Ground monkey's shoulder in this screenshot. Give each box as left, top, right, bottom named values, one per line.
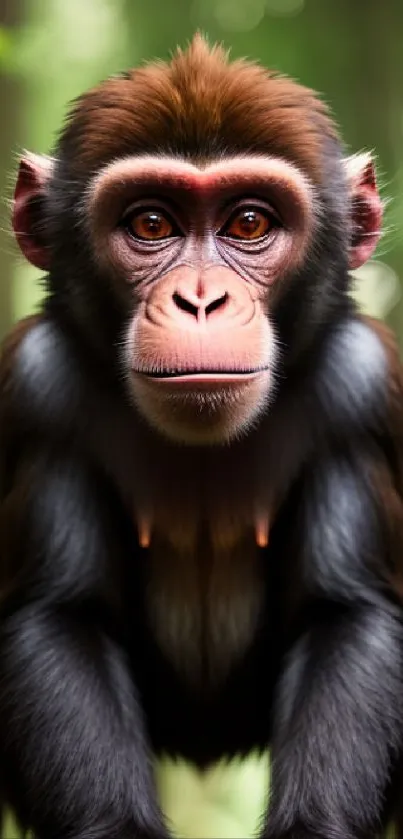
left=314, top=314, right=402, bottom=431
left=0, top=314, right=81, bottom=430
left=0, top=313, right=42, bottom=392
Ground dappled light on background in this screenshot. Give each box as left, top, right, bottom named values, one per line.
left=191, top=0, right=304, bottom=33
left=7, top=0, right=128, bottom=79
left=50, top=0, right=126, bottom=62
left=214, top=0, right=266, bottom=33
left=265, top=0, right=305, bottom=17
left=351, top=260, right=401, bottom=319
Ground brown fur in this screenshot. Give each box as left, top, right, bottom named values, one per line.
left=59, top=34, right=338, bottom=183
left=138, top=438, right=269, bottom=688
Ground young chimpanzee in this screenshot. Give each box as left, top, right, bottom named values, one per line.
left=1, top=34, right=403, bottom=839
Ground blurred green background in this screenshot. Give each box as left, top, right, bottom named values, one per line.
left=0, top=0, right=402, bottom=836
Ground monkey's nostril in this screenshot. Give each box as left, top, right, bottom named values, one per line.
left=205, top=292, right=229, bottom=317
left=172, top=291, right=229, bottom=320
left=173, top=292, right=199, bottom=318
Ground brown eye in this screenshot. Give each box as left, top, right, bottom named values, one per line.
left=126, top=210, right=175, bottom=241
left=221, top=208, right=274, bottom=241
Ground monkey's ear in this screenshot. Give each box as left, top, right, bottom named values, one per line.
left=344, top=152, right=383, bottom=270
left=13, top=153, right=54, bottom=270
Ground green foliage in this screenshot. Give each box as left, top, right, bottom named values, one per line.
left=0, top=26, right=13, bottom=68
left=156, top=751, right=269, bottom=838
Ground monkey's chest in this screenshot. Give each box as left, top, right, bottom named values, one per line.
left=144, top=530, right=265, bottom=689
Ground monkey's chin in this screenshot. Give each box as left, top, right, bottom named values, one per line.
left=129, top=370, right=271, bottom=446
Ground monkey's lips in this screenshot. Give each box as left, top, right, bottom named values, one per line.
left=130, top=366, right=272, bottom=443
left=133, top=368, right=269, bottom=388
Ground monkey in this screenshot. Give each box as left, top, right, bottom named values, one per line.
left=0, top=32, right=403, bottom=839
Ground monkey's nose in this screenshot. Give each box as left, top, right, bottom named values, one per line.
left=172, top=291, right=230, bottom=322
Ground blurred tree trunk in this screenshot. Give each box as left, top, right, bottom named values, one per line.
left=0, top=0, right=24, bottom=339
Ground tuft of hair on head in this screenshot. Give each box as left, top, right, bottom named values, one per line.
left=56, top=33, right=339, bottom=185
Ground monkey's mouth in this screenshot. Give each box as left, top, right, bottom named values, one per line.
left=133, top=367, right=269, bottom=386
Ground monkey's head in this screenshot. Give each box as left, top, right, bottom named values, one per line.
left=12, top=36, right=382, bottom=446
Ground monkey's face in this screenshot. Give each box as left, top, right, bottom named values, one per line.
left=12, top=39, right=383, bottom=446
left=87, top=155, right=315, bottom=445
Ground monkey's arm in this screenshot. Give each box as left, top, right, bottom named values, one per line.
left=0, top=449, right=168, bottom=839
left=265, top=446, right=403, bottom=839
